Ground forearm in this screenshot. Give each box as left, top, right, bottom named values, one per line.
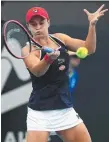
left=85, top=24, right=96, bottom=54
left=28, top=50, right=60, bottom=77
left=31, top=55, right=53, bottom=77
left=32, top=59, right=50, bottom=77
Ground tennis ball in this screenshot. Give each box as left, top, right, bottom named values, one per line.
left=76, top=47, right=88, bottom=59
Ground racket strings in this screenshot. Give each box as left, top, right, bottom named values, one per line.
left=5, top=22, right=31, bottom=58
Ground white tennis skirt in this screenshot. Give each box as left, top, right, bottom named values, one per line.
left=27, top=107, right=83, bottom=131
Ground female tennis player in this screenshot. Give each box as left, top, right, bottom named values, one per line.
left=22, top=5, right=108, bottom=142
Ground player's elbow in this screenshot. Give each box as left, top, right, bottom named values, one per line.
left=34, top=73, right=43, bottom=77
left=31, top=69, right=45, bottom=77
left=88, top=47, right=96, bottom=54
left=35, top=72, right=45, bottom=77
left=84, top=43, right=96, bottom=54
left=30, top=66, right=44, bottom=77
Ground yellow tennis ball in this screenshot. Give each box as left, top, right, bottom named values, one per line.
left=76, top=47, right=88, bottom=59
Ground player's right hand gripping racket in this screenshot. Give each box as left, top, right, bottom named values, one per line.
left=3, top=20, right=54, bottom=59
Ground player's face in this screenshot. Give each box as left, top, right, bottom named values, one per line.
left=28, top=16, right=50, bottom=39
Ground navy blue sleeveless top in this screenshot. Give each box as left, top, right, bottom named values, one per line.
left=28, top=35, right=73, bottom=110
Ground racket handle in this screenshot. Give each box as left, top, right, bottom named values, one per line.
left=43, top=47, right=54, bottom=53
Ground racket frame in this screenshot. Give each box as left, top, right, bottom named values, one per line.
left=3, top=20, right=42, bottom=59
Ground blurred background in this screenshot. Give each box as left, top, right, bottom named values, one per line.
left=1, top=1, right=109, bottom=142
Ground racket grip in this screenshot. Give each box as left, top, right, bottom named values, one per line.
left=43, top=47, right=54, bottom=53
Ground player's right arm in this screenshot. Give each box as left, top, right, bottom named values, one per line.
left=22, top=46, right=60, bottom=77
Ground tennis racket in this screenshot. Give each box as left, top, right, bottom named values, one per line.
left=3, top=20, right=54, bottom=59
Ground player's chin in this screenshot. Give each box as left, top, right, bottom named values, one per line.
left=34, top=34, right=44, bottom=38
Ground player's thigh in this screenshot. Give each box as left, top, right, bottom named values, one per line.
left=57, top=122, right=91, bottom=142
left=26, top=130, right=50, bottom=142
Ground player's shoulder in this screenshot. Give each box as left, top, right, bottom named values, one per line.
left=51, top=33, right=68, bottom=43
left=52, top=33, right=67, bottom=39
left=22, top=45, right=30, bottom=52
left=21, top=45, right=30, bottom=57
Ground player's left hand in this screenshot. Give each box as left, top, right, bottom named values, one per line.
left=84, top=4, right=108, bottom=25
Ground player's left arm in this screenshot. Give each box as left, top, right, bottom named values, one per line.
left=55, top=4, right=108, bottom=55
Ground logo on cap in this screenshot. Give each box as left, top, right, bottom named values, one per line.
left=33, top=9, right=37, bottom=13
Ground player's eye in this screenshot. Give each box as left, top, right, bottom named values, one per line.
left=40, top=22, right=44, bottom=25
